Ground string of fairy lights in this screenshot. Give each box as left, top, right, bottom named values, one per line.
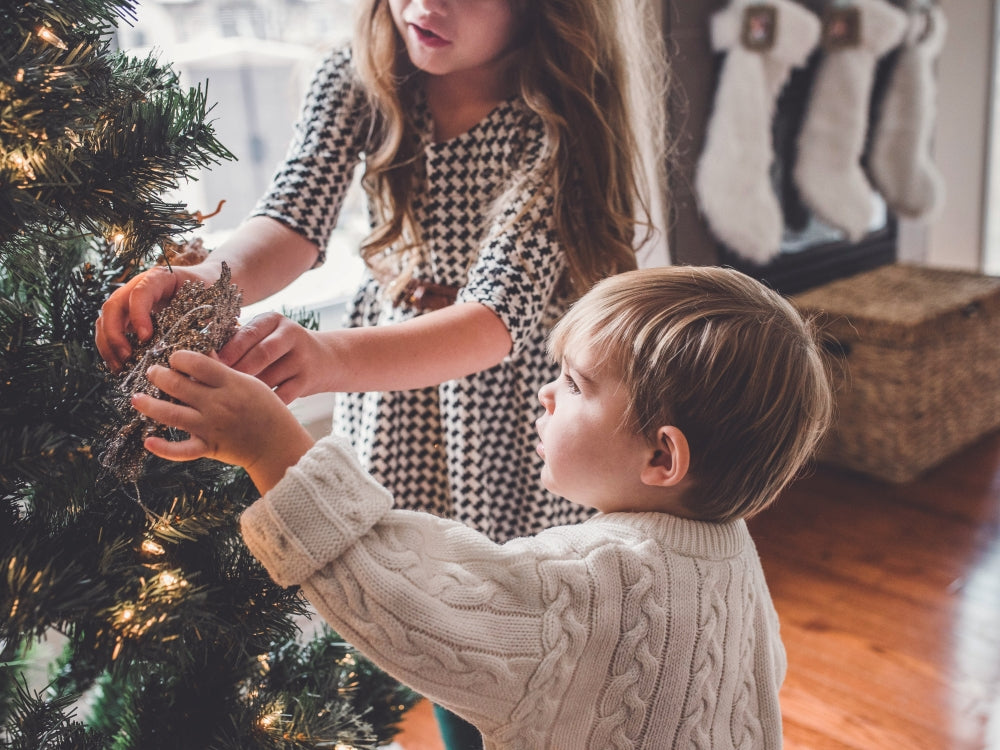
left=4, top=26, right=65, bottom=181
left=108, top=497, right=378, bottom=744
left=4, top=21, right=217, bottom=261
left=4, top=23, right=128, bottom=252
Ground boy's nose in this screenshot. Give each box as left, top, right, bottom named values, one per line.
left=538, top=380, right=555, bottom=414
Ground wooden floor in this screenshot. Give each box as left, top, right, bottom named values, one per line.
left=395, top=431, right=1000, bottom=750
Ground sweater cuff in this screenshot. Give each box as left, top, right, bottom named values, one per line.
left=240, top=435, right=394, bottom=587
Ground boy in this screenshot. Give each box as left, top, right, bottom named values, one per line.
left=133, top=265, right=833, bottom=749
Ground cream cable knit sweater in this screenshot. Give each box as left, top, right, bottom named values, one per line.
left=241, top=436, right=787, bottom=749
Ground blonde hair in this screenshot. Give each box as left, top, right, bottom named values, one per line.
left=549, top=266, right=834, bottom=523
left=351, top=0, right=670, bottom=296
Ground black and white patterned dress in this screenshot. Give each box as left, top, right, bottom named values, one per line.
left=254, top=46, right=592, bottom=542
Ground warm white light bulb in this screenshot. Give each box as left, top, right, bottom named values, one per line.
left=110, top=232, right=127, bottom=254
left=9, top=152, right=35, bottom=180
left=159, top=571, right=178, bottom=588
left=36, top=26, right=68, bottom=50
left=141, top=539, right=165, bottom=556
left=258, top=712, right=279, bottom=728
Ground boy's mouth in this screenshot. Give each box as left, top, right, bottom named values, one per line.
left=535, top=424, right=546, bottom=460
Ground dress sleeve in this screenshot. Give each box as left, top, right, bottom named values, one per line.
left=456, top=169, right=566, bottom=357
left=251, top=46, right=367, bottom=264
left=240, top=434, right=595, bottom=734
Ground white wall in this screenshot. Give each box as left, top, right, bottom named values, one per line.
left=904, top=0, right=995, bottom=272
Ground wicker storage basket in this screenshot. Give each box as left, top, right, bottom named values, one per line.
left=791, top=263, right=1000, bottom=482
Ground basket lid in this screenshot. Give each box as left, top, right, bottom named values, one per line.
left=791, top=263, right=1000, bottom=348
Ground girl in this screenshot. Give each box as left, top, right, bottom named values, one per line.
left=96, top=0, right=669, bottom=744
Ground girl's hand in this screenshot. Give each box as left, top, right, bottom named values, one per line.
left=218, top=312, right=332, bottom=404
left=95, top=264, right=221, bottom=373
left=131, top=350, right=314, bottom=493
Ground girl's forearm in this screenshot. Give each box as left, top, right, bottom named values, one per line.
left=317, top=302, right=512, bottom=392
left=207, top=216, right=320, bottom=306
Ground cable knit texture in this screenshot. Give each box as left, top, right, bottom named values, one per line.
left=240, top=436, right=787, bottom=749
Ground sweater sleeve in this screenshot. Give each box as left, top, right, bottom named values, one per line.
left=240, top=434, right=597, bottom=735
left=240, top=436, right=394, bottom=587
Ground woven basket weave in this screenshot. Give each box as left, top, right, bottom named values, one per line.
left=792, top=263, right=1000, bottom=482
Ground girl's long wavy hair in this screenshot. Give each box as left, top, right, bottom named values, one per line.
left=351, top=0, right=670, bottom=298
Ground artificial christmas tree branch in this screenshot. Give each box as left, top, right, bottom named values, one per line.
left=1, top=1, right=418, bottom=745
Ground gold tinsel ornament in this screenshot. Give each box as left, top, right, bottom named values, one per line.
left=101, top=262, right=242, bottom=483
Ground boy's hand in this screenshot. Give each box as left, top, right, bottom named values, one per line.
left=131, top=350, right=314, bottom=493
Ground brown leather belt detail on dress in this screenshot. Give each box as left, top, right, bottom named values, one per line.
left=397, top=278, right=459, bottom=311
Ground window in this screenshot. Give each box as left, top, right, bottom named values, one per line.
left=117, top=0, right=367, bottom=431
left=117, top=0, right=366, bottom=323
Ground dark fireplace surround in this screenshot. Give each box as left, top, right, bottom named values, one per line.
left=664, top=0, right=899, bottom=296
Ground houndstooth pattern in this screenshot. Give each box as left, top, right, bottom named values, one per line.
left=254, top=46, right=592, bottom=542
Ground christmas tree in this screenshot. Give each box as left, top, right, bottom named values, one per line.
left=0, top=2, right=417, bottom=747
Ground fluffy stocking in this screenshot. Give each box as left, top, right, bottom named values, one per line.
left=793, top=0, right=907, bottom=241
left=695, top=0, right=821, bottom=264
left=868, top=3, right=947, bottom=219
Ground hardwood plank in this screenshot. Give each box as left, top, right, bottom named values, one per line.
left=751, top=430, right=1000, bottom=750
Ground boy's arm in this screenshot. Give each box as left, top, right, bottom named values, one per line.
left=132, top=349, right=314, bottom=493
left=240, top=436, right=591, bottom=734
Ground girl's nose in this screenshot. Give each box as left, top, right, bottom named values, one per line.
left=414, top=0, right=447, bottom=12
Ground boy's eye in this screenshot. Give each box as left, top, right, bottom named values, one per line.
left=563, top=372, right=581, bottom=394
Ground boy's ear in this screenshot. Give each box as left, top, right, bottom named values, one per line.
left=640, top=426, right=690, bottom=487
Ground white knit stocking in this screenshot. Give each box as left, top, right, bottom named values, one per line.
left=695, top=0, right=820, bottom=264
left=793, top=0, right=907, bottom=241
left=868, top=3, right=947, bottom=219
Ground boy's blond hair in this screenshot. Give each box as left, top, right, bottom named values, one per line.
left=549, top=266, right=833, bottom=523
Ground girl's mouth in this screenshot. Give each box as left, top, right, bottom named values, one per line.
left=410, top=23, right=450, bottom=47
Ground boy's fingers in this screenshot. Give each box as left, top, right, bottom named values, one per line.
left=143, top=365, right=206, bottom=406
left=144, top=353, right=231, bottom=405
left=167, top=350, right=230, bottom=386
left=143, top=434, right=209, bottom=462
left=131, top=392, right=199, bottom=433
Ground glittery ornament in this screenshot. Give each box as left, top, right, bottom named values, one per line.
left=101, top=262, right=242, bottom=482
left=157, top=237, right=210, bottom=267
